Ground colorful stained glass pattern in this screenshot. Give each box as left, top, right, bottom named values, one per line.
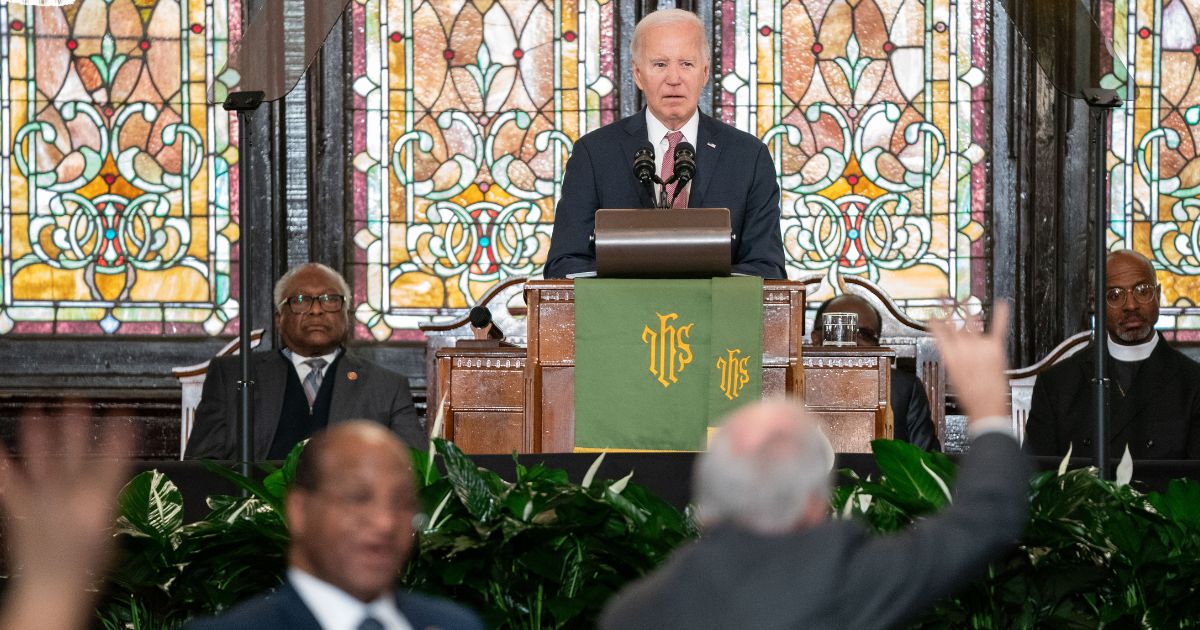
left=1105, top=0, right=1200, bottom=337
left=350, top=0, right=617, bottom=340
left=0, top=0, right=238, bottom=336
left=717, top=0, right=991, bottom=315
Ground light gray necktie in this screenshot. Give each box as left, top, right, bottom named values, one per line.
left=302, top=357, right=328, bottom=407
left=357, top=616, right=384, bottom=630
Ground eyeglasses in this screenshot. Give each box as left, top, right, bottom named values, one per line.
left=279, top=294, right=346, bottom=314
left=1104, top=282, right=1157, bottom=307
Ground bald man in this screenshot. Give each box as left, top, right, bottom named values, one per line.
left=811, top=294, right=940, bottom=451
left=601, top=306, right=1029, bottom=629
left=185, top=422, right=482, bottom=630
left=1025, top=249, right=1200, bottom=459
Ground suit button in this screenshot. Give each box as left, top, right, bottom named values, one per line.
left=1082, top=438, right=1093, bottom=447
left=1146, top=440, right=1154, bottom=449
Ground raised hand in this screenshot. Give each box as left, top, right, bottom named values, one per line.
left=927, top=303, right=1012, bottom=422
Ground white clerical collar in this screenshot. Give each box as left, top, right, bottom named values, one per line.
left=645, top=108, right=700, bottom=147
left=1107, top=332, right=1158, bottom=362
left=288, top=568, right=413, bottom=630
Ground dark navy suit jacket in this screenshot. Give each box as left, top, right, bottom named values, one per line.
left=545, top=111, right=786, bottom=279
left=182, top=581, right=484, bottom=630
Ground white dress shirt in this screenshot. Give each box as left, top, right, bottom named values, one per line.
left=284, top=347, right=342, bottom=384
left=645, top=109, right=700, bottom=205
left=289, top=568, right=414, bottom=630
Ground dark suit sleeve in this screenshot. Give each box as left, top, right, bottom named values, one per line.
left=1023, top=375, right=1059, bottom=456
left=730, top=142, right=785, bottom=278
left=545, top=138, right=599, bottom=278
left=185, top=357, right=233, bottom=460
left=386, top=374, right=426, bottom=450
left=840, top=433, right=1030, bottom=628
left=905, top=375, right=941, bottom=452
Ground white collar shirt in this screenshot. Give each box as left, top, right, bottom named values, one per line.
left=1108, top=331, right=1159, bottom=363
left=284, top=347, right=342, bottom=383
left=288, top=568, right=414, bottom=630
left=645, top=109, right=701, bottom=205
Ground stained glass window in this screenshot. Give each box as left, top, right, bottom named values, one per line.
left=349, top=0, right=617, bottom=340
left=1105, top=0, right=1200, bottom=339
left=716, top=0, right=990, bottom=317
left=0, top=0, right=238, bottom=336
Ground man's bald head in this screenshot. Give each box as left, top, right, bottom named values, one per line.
left=811, top=294, right=882, bottom=346
left=288, top=422, right=417, bottom=602
left=1105, top=249, right=1160, bottom=345
left=694, top=400, right=833, bottom=535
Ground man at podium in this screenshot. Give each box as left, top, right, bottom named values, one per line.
left=544, top=9, right=786, bottom=279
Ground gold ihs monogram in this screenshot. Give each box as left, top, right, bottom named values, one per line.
left=716, top=348, right=750, bottom=400
left=641, top=312, right=694, bottom=388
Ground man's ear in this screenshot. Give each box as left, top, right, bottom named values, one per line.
left=632, top=63, right=645, bottom=92
left=285, top=490, right=307, bottom=535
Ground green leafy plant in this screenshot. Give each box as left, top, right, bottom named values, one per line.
left=404, top=442, right=695, bottom=630
left=833, top=440, right=1200, bottom=629
left=96, top=446, right=300, bottom=629
left=93, top=440, right=692, bottom=629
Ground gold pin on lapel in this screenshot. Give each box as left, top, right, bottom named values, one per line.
left=347, top=371, right=358, bottom=381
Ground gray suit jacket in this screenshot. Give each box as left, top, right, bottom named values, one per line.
left=185, top=349, right=423, bottom=460
left=599, top=433, right=1029, bottom=630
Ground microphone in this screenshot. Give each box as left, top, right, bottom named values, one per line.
left=667, top=141, right=697, bottom=207
left=633, top=143, right=657, bottom=185
left=469, top=306, right=505, bottom=341
left=673, top=141, right=696, bottom=187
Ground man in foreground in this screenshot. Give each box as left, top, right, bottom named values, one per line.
left=186, top=263, right=423, bottom=461
left=811, top=293, right=941, bottom=451
left=600, top=305, right=1029, bottom=629
left=544, top=8, right=785, bottom=278
left=185, top=421, right=482, bottom=630
left=1025, top=249, right=1200, bottom=458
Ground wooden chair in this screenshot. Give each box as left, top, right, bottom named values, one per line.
left=171, top=329, right=264, bottom=459
left=1005, top=330, right=1092, bottom=445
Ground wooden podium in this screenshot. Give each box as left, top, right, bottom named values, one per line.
left=434, top=279, right=893, bottom=453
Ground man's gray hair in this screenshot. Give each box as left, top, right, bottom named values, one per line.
left=632, top=8, right=710, bottom=65
left=693, top=401, right=834, bottom=534
left=273, top=262, right=352, bottom=313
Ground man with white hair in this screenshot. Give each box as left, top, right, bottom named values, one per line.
left=186, top=263, right=423, bottom=461
left=545, top=8, right=785, bottom=278
left=600, top=306, right=1030, bottom=629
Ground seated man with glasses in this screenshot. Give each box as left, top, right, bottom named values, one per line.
left=1025, top=249, right=1200, bottom=459
left=186, top=263, right=424, bottom=461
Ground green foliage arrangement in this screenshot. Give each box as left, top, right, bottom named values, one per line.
left=94, top=439, right=693, bottom=629
left=834, top=440, right=1200, bottom=629
left=92, top=437, right=1200, bottom=629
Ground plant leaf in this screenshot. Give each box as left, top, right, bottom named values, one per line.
left=581, top=451, right=606, bottom=489
left=115, top=470, right=184, bottom=542
left=435, top=439, right=499, bottom=523
left=1058, top=442, right=1074, bottom=476
left=1115, top=444, right=1133, bottom=487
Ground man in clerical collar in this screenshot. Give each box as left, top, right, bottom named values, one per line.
left=185, top=422, right=483, bottom=630
left=1025, top=249, right=1200, bottom=459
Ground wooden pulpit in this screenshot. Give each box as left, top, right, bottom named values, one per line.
left=434, top=279, right=893, bottom=454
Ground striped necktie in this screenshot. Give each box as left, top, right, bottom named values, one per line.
left=302, top=357, right=328, bottom=407
left=659, top=130, right=688, bottom=208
